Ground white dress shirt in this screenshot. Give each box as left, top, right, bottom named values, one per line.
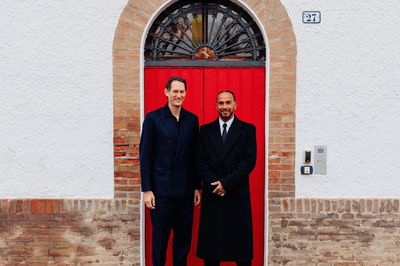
left=219, top=116, right=235, bottom=135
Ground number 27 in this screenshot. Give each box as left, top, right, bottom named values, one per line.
left=303, top=11, right=320, bottom=23
left=306, top=14, right=317, bottom=22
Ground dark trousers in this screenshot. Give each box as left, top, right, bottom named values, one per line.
left=150, top=197, right=194, bottom=266
left=204, top=260, right=252, bottom=266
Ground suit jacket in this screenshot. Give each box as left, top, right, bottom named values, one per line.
left=139, top=104, right=200, bottom=198
left=197, top=117, right=256, bottom=261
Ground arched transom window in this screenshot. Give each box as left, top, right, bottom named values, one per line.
left=145, top=0, right=266, bottom=65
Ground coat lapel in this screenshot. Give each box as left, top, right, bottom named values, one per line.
left=159, top=105, right=178, bottom=143
left=208, top=119, right=223, bottom=157
left=174, top=108, right=190, bottom=163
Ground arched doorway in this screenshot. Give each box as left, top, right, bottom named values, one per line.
left=143, top=1, right=266, bottom=265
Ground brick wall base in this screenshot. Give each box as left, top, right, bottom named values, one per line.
left=3, top=198, right=400, bottom=265
left=270, top=198, right=400, bottom=265
left=0, top=199, right=140, bottom=265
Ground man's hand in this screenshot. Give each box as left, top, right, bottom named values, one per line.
left=194, top=189, right=201, bottom=205
left=143, top=191, right=156, bottom=209
left=211, top=181, right=226, bottom=197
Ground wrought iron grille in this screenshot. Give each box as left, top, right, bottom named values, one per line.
left=144, top=0, right=266, bottom=63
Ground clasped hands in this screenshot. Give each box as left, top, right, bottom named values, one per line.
left=211, top=181, right=226, bottom=197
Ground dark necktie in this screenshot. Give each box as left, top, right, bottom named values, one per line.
left=222, top=123, right=227, bottom=143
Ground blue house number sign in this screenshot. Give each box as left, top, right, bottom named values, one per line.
left=303, top=11, right=321, bottom=24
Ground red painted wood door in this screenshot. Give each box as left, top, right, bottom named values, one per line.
left=144, top=67, right=265, bottom=266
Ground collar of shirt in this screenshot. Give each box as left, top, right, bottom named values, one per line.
left=219, top=116, right=234, bottom=135
left=164, top=104, right=186, bottom=121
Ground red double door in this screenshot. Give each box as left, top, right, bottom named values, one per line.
left=144, top=67, right=265, bottom=266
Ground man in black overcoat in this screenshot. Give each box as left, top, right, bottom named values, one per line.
left=140, top=76, right=201, bottom=266
left=196, top=91, right=257, bottom=266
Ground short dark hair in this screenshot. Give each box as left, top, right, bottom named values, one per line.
left=216, top=90, right=236, bottom=101
left=165, top=76, right=186, bottom=91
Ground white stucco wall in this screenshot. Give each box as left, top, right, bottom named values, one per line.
left=1, top=0, right=400, bottom=199
left=0, top=0, right=128, bottom=198
left=281, top=0, right=400, bottom=197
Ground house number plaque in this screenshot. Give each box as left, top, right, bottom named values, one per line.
left=303, top=11, right=321, bottom=24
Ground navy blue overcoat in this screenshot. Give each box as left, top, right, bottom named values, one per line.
left=139, top=104, right=200, bottom=198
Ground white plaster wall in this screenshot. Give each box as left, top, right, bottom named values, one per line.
left=281, top=0, right=400, bottom=197
left=0, top=0, right=128, bottom=198
left=1, top=0, right=399, bottom=199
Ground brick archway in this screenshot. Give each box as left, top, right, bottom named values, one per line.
left=113, top=0, right=297, bottom=199
left=112, top=0, right=296, bottom=264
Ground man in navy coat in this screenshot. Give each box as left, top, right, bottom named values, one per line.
left=140, top=76, right=201, bottom=266
left=197, top=91, right=256, bottom=266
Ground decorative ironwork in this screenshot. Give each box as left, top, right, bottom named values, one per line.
left=144, top=0, right=266, bottom=63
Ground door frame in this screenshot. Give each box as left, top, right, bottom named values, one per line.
left=138, top=1, right=270, bottom=265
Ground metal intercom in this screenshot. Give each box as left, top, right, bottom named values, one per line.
left=314, top=145, right=327, bottom=175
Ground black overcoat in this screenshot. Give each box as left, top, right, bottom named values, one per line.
left=196, top=117, right=257, bottom=261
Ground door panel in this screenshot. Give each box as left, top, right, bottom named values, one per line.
left=144, top=67, right=265, bottom=266
left=203, top=67, right=265, bottom=266
left=144, top=67, right=204, bottom=266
